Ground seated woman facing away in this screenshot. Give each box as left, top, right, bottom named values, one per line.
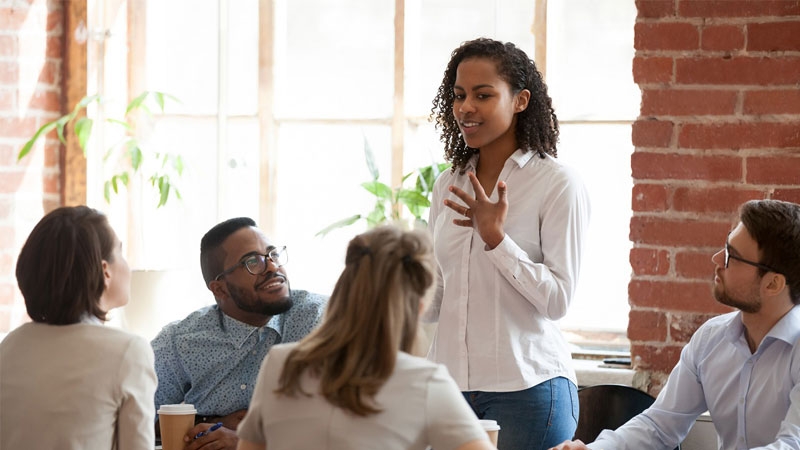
left=236, top=225, right=495, bottom=450
left=0, top=206, right=157, bottom=450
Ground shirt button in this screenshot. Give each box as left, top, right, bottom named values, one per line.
left=240, top=384, right=247, bottom=390
left=252, top=351, right=257, bottom=355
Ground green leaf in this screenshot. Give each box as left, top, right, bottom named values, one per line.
left=173, top=155, right=185, bottom=175
left=111, top=175, right=119, bottom=194
left=366, top=204, right=387, bottom=227
left=127, top=141, right=143, bottom=170
left=154, top=92, right=166, bottom=111
left=397, top=189, right=430, bottom=207
left=361, top=181, right=392, bottom=200
left=106, top=118, right=132, bottom=131
left=125, top=91, right=149, bottom=115
left=416, top=162, right=450, bottom=194
left=104, top=180, right=111, bottom=203
left=119, top=172, right=129, bottom=186
left=17, top=120, right=59, bottom=161
left=363, top=136, right=379, bottom=181
left=158, top=178, right=170, bottom=207
left=74, top=117, right=93, bottom=151
left=315, top=214, right=362, bottom=237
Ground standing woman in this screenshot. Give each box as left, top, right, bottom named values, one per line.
left=0, top=206, right=157, bottom=450
left=425, top=38, right=591, bottom=450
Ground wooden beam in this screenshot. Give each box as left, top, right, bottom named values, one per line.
left=62, top=0, right=88, bottom=206
left=391, top=0, right=405, bottom=218
left=532, top=0, right=547, bottom=79
left=258, top=0, right=277, bottom=235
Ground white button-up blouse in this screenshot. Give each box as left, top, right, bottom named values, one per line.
left=423, top=150, right=591, bottom=392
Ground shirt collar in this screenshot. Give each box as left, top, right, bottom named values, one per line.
left=464, top=149, right=532, bottom=172
left=766, top=305, right=800, bottom=345
left=80, top=313, right=103, bottom=325
left=724, top=305, right=800, bottom=348
left=217, top=307, right=277, bottom=349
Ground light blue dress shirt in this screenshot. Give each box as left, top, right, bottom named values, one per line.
left=152, top=290, right=326, bottom=418
left=589, top=306, right=800, bottom=450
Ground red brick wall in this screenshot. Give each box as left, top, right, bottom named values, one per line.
left=0, top=0, right=63, bottom=334
left=630, top=0, right=800, bottom=394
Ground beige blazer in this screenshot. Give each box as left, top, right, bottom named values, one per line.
left=1, top=322, right=157, bottom=450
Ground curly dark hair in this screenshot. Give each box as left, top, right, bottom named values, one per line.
left=430, top=37, right=559, bottom=171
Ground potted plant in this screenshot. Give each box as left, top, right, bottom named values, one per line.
left=316, top=136, right=450, bottom=237
left=17, top=91, right=185, bottom=207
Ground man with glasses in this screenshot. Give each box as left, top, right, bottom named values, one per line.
left=550, top=199, right=800, bottom=450
left=152, top=217, right=327, bottom=450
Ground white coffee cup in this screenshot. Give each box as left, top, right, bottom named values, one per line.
left=158, top=404, right=197, bottom=450
left=479, top=419, right=501, bottom=446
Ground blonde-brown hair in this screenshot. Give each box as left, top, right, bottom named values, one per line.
left=276, top=225, right=434, bottom=416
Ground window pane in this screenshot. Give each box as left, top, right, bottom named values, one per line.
left=227, top=0, right=259, bottom=115
left=146, top=0, right=219, bottom=115
left=546, top=0, right=639, bottom=121
left=274, top=123, right=392, bottom=294
left=274, top=0, right=394, bottom=119
left=405, top=0, right=537, bottom=117
left=557, top=123, right=633, bottom=332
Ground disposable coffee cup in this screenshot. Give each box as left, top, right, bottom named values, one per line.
left=158, top=404, right=197, bottom=450
left=479, top=419, right=500, bottom=446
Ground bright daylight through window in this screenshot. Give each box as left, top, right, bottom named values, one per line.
left=88, top=0, right=637, bottom=351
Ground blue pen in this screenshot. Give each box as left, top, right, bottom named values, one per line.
left=194, top=422, right=223, bottom=439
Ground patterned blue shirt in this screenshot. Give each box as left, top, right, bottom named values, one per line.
left=151, top=290, right=327, bottom=418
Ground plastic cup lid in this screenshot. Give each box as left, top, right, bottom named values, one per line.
left=157, top=404, right=197, bottom=415
left=479, top=419, right=500, bottom=431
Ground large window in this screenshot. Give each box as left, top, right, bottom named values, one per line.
left=86, top=0, right=637, bottom=346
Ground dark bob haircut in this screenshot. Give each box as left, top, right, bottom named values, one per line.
left=16, top=205, right=115, bottom=324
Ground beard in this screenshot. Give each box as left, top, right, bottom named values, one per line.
left=226, top=278, right=293, bottom=316
left=713, top=283, right=761, bottom=314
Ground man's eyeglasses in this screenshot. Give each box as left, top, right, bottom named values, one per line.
left=214, top=246, right=288, bottom=281
left=724, top=243, right=779, bottom=274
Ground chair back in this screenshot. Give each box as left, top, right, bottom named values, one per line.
left=575, top=384, right=680, bottom=450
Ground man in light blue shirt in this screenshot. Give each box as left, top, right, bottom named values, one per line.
left=152, top=217, right=327, bottom=450
left=551, top=199, right=800, bottom=450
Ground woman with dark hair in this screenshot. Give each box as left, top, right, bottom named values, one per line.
left=236, top=226, right=495, bottom=450
left=425, top=38, right=591, bottom=450
left=0, top=206, right=157, bottom=449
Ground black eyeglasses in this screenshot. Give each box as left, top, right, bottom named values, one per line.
left=724, top=243, right=779, bottom=274
left=214, top=246, right=288, bottom=281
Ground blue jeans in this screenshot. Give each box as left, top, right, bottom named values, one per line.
left=463, top=377, right=579, bottom=450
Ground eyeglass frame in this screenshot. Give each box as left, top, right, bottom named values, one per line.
left=214, top=246, right=288, bottom=281
left=724, top=242, right=781, bottom=275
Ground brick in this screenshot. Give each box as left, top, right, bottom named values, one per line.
left=633, top=56, right=673, bottom=84
left=46, top=6, right=63, bottom=32
left=631, top=152, right=742, bottom=182
left=630, top=216, right=733, bottom=247
left=632, top=120, right=674, bottom=147
left=630, top=247, right=671, bottom=276
left=0, top=226, right=13, bottom=248
left=29, top=90, right=60, bottom=111
left=669, top=312, right=719, bottom=343
left=636, top=0, right=675, bottom=18
left=630, top=343, right=683, bottom=374
left=640, top=89, right=737, bottom=116
left=0, top=197, right=13, bottom=220
left=628, top=309, right=668, bottom=341
left=0, top=61, right=18, bottom=84
left=632, top=183, right=670, bottom=212
left=676, top=57, right=800, bottom=85
left=0, top=35, right=17, bottom=57
left=672, top=186, right=766, bottom=213
left=679, top=121, right=800, bottom=150
left=629, top=279, right=731, bottom=313
left=676, top=250, right=718, bottom=279
left=635, top=22, right=699, bottom=51
left=680, top=0, right=800, bottom=17
left=0, top=88, right=14, bottom=110
left=748, top=21, right=800, bottom=52
left=746, top=156, right=800, bottom=185
left=0, top=309, right=10, bottom=335
left=0, top=117, right=40, bottom=139
left=773, top=189, right=800, bottom=204
left=701, top=24, right=745, bottom=52
left=744, top=89, right=800, bottom=115
left=46, top=36, right=63, bottom=58
left=0, top=254, right=13, bottom=279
